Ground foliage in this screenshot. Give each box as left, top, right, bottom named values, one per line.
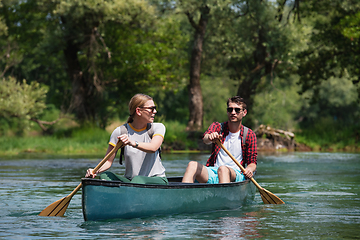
left=0, top=77, right=48, bottom=133
left=295, top=117, right=359, bottom=152
left=154, top=87, right=189, bottom=123
left=338, top=11, right=360, bottom=39
left=163, top=120, right=197, bottom=150
left=296, top=0, right=360, bottom=100
left=0, top=0, right=359, bottom=151
left=0, top=0, right=189, bottom=127
left=252, top=75, right=302, bottom=130
left=99, top=15, right=189, bottom=121
left=201, top=75, right=236, bottom=127
left=297, top=72, right=359, bottom=127
left=201, top=0, right=309, bottom=128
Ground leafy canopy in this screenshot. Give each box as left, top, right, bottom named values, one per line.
left=0, top=77, right=48, bottom=122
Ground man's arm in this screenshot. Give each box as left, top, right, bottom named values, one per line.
left=243, top=163, right=256, bottom=179
left=203, top=132, right=221, bottom=145
left=244, top=129, right=257, bottom=179
left=203, top=122, right=222, bottom=145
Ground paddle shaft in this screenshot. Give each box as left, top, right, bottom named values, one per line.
left=39, top=140, right=124, bottom=216
left=93, top=140, right=124, bottom=174
left=215, top=139, right=263, bottom=190
left=68, top=140, right=124, bottom=197
left=68, top=141, right=123, bottom=197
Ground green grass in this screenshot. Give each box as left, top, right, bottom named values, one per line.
left=0, top=121, right=203, bottom=157
left=0, top=135, right=108, bottom=156
left=0, top=126, right=112, bottom=156
left=163, top=120, right=199, bottom=150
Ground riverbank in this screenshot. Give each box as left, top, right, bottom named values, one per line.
left=0, top=134, right=358, bottom=158
left=0, top=120, right=358, bottom=157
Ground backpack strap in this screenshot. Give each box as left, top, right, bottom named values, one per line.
left=119, top=124, right=128, bottom=165
left=242, top=126, right=248, bottom=148
left=220, top=122, right=224, bottom=135
left=146, top=123, right=154, bottom=137
left=119, top=123, right=160, bottom=165
left=220, top=122, right=248, bottom=148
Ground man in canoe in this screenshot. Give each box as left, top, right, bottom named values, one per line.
left=85, top=93, right=168, bottom=185
left=182, top=96, right=257, bottom=184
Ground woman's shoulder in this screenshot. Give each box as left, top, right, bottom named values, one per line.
left=152, top=122, right=166, bottom=135
left=152, top=122, right=165, bottom=128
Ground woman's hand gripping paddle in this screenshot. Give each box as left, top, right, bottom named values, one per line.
left=215, top=139, right=284, bottom=204
left=39, top=140, right=124, bottom=217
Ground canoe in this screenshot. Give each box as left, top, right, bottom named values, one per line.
left=81, top=176, right=256, bottom=221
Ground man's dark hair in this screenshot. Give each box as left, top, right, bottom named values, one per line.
left=227, top=96, right=247, bottom=110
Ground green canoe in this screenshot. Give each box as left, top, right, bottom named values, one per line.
left=82, top=177, right=256, bottom=221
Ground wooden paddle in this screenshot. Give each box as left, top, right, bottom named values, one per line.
left=39, top=140, right=124, bottom=217
left=215, top=139, right=284, bottom=204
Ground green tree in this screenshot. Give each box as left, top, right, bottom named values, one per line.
left=295, top=0, right=360, bottom=101
left=0, top=77, right=48, bottom=133
left=206, top=0, right=306, bottom=126
left=1, top=0, right=188, bottom=127
left=156, top=0, right=245, bottom=131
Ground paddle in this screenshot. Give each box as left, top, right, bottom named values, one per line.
left=39, top=140, right=124, bottom=217
left=215, top=139, right=284, bottom=204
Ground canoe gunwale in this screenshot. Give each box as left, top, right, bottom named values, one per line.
left=81, top=176, right=252, bottom=189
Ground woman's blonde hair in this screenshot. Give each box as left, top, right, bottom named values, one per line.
left=127, top=93, right=153, bottom=123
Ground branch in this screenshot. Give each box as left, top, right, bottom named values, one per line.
left=251, top=63, right=265, bottom=73
left=93, top=27, right=112, bottom=63
left=185, top=11, right=199, bottom=31
left=275, top=0, right=287, bottom=22
left=30, top=116, right=64, bottom=132
left=287, top=0, right=301, bottom=23
left=235, top=1, right=250, bottom=18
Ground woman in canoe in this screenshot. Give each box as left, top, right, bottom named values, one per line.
left=85, top=93, right=167, bottom=185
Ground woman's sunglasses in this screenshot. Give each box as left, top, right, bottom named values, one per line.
left=227, top=107, right=243, bottom=113
left=139, top=106, right=157, bottom=113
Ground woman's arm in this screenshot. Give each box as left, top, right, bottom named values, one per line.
left=118, top=134, right=163, bottom=153
left=85, top=144, right=116, bottom=178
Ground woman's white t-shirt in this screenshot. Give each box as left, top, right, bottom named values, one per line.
left=109, top=123, right=166, bottom=179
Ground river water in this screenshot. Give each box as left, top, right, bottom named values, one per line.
left=1, top=152, right=359, bottom=239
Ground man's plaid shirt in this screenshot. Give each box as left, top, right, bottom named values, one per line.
left=204, top=121, right=257, bottom=167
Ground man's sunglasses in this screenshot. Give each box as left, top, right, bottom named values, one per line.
left=227, top=107, right=243, bottom=113
left=139, top=106, right=157, bottom=113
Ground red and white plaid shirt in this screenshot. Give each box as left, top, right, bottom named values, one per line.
left=204, top=121, right=257, bottom=167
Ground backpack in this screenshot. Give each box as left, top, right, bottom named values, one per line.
left=220, top=122, right=248, bottom=148
left=118, top=123, right=161, bottom=164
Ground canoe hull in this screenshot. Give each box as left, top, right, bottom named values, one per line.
left=82, top=177, right=256, bottom=221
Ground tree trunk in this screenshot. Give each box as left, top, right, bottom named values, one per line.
left=236, top=27, right=274, bottom=125
left=61, top=16, right=97, bottom=123
left=186, top=6, right=210, bottom=131
left=63, top=40, right=93, bottom=122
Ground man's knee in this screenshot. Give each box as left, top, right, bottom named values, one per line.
left=218, top=165, right=230, bottom=175
left=187, top=161, right=198, bottom=167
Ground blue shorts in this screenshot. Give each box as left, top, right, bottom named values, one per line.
left=206, top=167, right=245, bottom=184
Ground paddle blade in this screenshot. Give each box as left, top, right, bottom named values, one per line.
left=258, top=187, right=284, bottom=204
left=38, top=196, right=71, bottom=217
